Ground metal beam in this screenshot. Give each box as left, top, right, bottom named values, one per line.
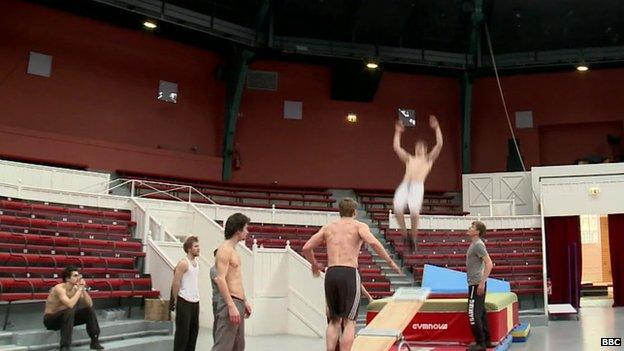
left=222, top=49, right=253, bottom=181
left=461, top=0, right=484, bottom=174
left=89, top=0, right=624, bottom=72
left=254, top=0, right=272, bottom=47
left=273, top=36, right=470, bottom=69
left=460, top=72, right=473, bottom=174
left=91, top=0, right=256, bottom=46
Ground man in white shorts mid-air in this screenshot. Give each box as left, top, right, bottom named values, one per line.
left=393, top=115, right=443, bottom=253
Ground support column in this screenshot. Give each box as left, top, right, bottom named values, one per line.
left=461, top=0, right=484, bottom=174
left=222, top=49, right=253, bottom=181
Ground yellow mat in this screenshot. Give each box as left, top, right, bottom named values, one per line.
left=352, top=288, right=429, bottom=351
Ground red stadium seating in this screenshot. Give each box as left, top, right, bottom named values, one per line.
left=0, top=198, right=158, bottom=309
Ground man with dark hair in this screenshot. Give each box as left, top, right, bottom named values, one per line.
left=171, top=236, right=201, bottom=351
left=466, top=221, right=494, bottom=351
left=393, top=115, right=443, bottom=253
left=43, top=266, right=104, bottom=351
left=302, top=198, right=402, bottom=351
left=212, top=213, right=252, bottom=351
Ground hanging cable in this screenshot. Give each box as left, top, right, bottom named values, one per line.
left=483, top=21, right=541, bottom=205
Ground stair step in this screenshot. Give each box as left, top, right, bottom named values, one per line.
left=72, top=335, right=173, bottom=351
left=12, top=320, right=172, bottom=348
left=0, top=332, right=14, bottom=346
left=391, top=281, right=414, bottom=287
left=1, top=345, right=27, bottom=351
left=27, top=330, right=172, bottom=351
left=386, top=273, right=412, bottom=279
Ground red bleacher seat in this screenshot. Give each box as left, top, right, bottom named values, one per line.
left=119, top=171, right=337, bottom=211
left=0, top=198, right=158, bottom=305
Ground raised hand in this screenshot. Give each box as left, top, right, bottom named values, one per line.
left=395, top=120, right=405, bottom=133
left=429, top=115, right=439, bottom=129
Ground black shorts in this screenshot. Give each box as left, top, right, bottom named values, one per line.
left=325, top=266, right=361, bottom=321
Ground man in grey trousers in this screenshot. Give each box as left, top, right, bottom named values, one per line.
left=212, top=213, right=252, bottom=351
left=210, top=249, right=221, bottom=342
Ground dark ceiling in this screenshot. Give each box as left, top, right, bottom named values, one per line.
left=162, top=0, right=624, bottom=53
left=25, top=0, right=624, bottom=72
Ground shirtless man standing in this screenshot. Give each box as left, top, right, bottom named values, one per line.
left=212, top=213, right=252, bottom=351
left=393, top=115, right=443, bottom=253
left=43, top=266, right=104, bottom=351
left=302, top=198, right=402, bottom=351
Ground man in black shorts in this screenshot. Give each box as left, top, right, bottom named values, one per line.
left=302, top=198, right=402, bottom=351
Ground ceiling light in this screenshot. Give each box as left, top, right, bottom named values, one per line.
left=143, top=21, right=157, bottom=29
left=347, top=113, right=358, bottom=123
left=576, top=64, right=589, bottom=72
left=366, top=62, right=379, bottom=69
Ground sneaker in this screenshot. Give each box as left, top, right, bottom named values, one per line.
left=90, top=339, right=105, bottom=350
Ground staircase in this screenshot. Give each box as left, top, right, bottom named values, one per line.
left=0, top=319, right=173, bottom=351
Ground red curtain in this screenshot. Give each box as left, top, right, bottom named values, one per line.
left=608, top=214, right=624, bottom=307
left=545, top=216, right=582, bottom=309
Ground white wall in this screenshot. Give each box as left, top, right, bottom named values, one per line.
left=134, top=197, right=339, bottom=227
left=0, top=181, right=131, bottom=210
left=462, top=171, right=533, bottom=215
left=144, top=239, right=176, bottom=300
left=0, top=159, right=110, bottom=193
left=389, top=214, right=541, bottom=230
left=196, top=203, right=339, bottom=227
left=286, top=250, right=327, bottom=337
left=541, top=174, right=624, bottom=216
left=532, top=163, right=624, bottom=216
left=150, top=208, right=195, bottom=237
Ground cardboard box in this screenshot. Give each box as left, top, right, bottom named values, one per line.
left=145, top=298, right=171, bottom=321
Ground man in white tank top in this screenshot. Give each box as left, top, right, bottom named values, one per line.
left=171, top=236, right=201, bottom=351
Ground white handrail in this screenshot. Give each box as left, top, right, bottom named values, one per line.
left=81, top=177, right=132, bottom=193
left=131, top=198, right=179, bottom=243
left=124, top=179, right=218, bottom=205
left=147, top=237, right=176, bottom=269
left=190, top=202, right=252, bottom=255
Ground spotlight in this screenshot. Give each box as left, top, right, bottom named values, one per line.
left=143, top=21, right=157, bottom=29
left=365, top=61, right=379, bottom=69
left=347, top=113, right=358, bottom=123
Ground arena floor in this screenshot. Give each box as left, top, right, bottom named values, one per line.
left=195, top=303, right=622, bottom=350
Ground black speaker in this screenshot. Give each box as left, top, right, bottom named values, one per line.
left=330, top=62, right=383, bottom=102
left=506, top=138, right=524, bottom=171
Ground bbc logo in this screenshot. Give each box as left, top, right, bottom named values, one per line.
left=601, top=338, right=622, bottom=346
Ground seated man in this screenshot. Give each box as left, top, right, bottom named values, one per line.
left=43, top=265, right=104, bottom=351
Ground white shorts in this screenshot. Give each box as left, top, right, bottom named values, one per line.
left=393, top=181, right=424, bottom=214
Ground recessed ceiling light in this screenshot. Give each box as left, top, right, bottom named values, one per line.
left=347, top=113, right=358, bottom=123
left=143, top=21, right=157, bottom=29
left=366, top=62, right=379, bottom=69
left=576, top=64, right=589, bottom=72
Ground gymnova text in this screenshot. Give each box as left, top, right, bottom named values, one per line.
left=411, top=323, right=449, bottom=330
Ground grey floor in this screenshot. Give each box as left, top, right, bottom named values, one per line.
left=197, top=303, right=623, bottom=351
left=509, top=303, right=623, bottom=351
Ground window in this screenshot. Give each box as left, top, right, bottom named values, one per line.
left=580, top=215, right=600, bottom=244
